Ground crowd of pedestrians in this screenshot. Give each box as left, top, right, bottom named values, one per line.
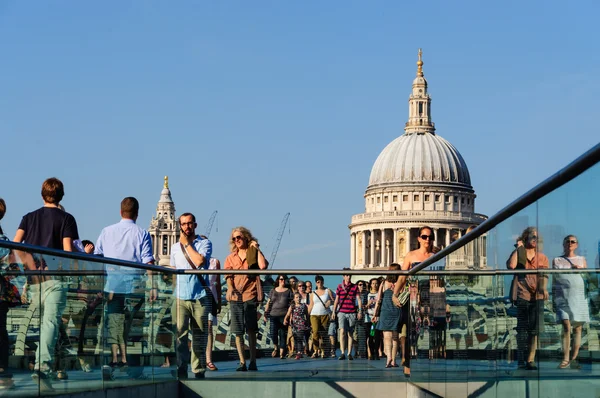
left=0, top=178, right=596, bottom=390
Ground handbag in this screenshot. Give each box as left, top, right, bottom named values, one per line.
left=179, top=243, right=217, bottom=311
left=397, top=283, right=410, bottom=306
left=246, top=245, right=264, bottom=302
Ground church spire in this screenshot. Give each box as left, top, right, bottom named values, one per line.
left=405, top=49, right=435, bottom=135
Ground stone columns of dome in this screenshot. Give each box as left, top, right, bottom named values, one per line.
left=393, top=229, right=398, bottom=264
left=445, top=229, right=451, bottom=248
left=433, top=228, right=439, bottom=249
left=370, top=230, right=375, bottom=268
left=380, top=229, right=385, bottom=267
left=350, top=233, right=356, bottom=268
left=361, top=232, right=367, bottom=267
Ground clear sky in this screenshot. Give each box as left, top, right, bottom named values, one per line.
left=1, top=1, right=598, bottom=270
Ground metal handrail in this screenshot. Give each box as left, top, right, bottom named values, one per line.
left=408, top=142, right=600, bottom=275
left=1, top=143, right=598, bottom=277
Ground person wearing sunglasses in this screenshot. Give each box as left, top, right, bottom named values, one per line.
left=264, top=275, right=292, bottom=359
left=393, top=226, right=436, bottom=378
left=307, top=275, right=334, bottom=359
left=507, top=226, right=549, bottom=371
left=552, top=234, right=589, bottom=370
left=224, top=227, right=268, bottom=371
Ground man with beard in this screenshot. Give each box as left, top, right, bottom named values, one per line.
left=170, top=213, right=212, bottom=379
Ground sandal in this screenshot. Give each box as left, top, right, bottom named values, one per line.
left=207, top=362, right=218, bottom=371
left=558, top=360, right=570, bottom=369
left=311, top=352, right=319, bottom=359
left=271, top=350, right=278, bottom=358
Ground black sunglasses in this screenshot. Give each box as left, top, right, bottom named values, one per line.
left=420, top=234, right=434, bottom=240
left=278, top=278, right=285, bottom=281
left=565, top=239, right=577, bottom=244
left=529, top=236, right=538, bottom=241
left=232, top=235, right=244, bottom=242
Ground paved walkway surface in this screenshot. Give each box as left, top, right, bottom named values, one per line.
left=1, top=356, right=599, bottom=397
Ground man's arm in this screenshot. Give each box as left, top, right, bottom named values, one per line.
left=332, top=292, right=339, bottom=319
left=188, top=238, right=211, bottom=267
left=62, top=238, right=73, bottom=252
left=215, top=259, right=222, bottom=313
left=13, top=229, right=24, bottom=243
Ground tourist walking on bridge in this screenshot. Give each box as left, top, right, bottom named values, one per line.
left=552, top=234, right=589, bottom=370
left=332, top=269, right=363, bottom=360
left=507, top=227, right=548, bottom=370
left=170, top=213, right=212, bottom=379
left=224, top=227, right=268, bottom=371
left=14, top=178, right=79, bottom=390
left=395, top=226, right=436, bottom=378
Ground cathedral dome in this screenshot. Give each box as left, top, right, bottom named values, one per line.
left=368, top=132, right=471, bottom=188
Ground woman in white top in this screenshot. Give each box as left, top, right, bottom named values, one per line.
left=552, top=234, right=590, bottom=369
left=307, top=275, right=333, bottom=358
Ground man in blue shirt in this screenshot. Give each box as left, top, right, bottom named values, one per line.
left=170, top=212, right=212, bottom=379
left=95, top=197, right=155, bottom=372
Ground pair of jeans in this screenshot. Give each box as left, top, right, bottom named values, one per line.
left=29, top=280, right=67, bottom=372
left=269, top=315, right=286, bottom=347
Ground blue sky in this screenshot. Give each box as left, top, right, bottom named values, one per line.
left=1, top=1, right=598, bottom=269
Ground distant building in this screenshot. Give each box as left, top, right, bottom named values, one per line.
left=349, top=50, right=487, bottom=270
left=148, top=176, right=179, bottom=266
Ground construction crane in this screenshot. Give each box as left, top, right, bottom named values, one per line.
left=204, top=210, right=218, bottom=238
left=269, top=212, right=290, bottom=269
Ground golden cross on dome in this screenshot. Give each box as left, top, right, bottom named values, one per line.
left=417, top=48, right=424, bottom=77
left=164, top=176, right=169, bottom=189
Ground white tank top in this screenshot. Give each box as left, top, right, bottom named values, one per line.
left=310, top=290, right=330, bottom=316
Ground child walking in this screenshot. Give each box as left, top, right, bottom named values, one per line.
left=285, top=293, right=310, bottom=360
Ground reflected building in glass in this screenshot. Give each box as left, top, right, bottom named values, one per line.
left=349, top=50, right=487, bottom=270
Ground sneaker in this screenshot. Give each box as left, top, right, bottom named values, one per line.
left=338, top=354, right=346, bottom=360
left=348, top=354, right=354, bottom=361
left=248, top=361, right=258, bottom=371
left=236, top=363, right=247, bottom=372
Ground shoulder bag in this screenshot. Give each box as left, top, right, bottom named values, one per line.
left=313, top=289, right=332, bottom=314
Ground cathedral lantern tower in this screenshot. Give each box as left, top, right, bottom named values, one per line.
left=148, top=176, right=179, bottom=266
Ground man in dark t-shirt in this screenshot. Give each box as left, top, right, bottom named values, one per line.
left=13, top=177, right=78, bottom=391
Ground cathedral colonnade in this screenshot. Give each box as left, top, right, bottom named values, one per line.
left=350, top=227, right=461, bottom=268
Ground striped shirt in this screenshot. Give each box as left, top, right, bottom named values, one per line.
left=336, top=282, right=359, bottom=313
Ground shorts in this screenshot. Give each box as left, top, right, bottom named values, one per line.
left=230, top=299, right=258, bottom=336
left=337, top=312, right=357, bottom=333
left=328, top=319, right=337, bottom=336
left=107, top=313, right=125, bottom=345
left=208, top=313, right=216, bottom=324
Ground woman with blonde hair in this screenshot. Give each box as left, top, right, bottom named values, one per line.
left=553, top=234, right=589, bottom=369
left=224, top=226, right=268, bottom=371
